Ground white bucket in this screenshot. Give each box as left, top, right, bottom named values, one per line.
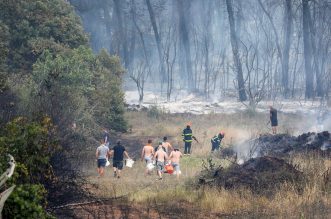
left=147, top=163, right=155, bottom=171
left=126, top=159, right=134, bottom=168
left=173, top=170, right=181, bottom=175
left=105, top=160, right=110, bottom=167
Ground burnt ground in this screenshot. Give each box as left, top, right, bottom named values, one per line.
left=198, top=156, right=304, bottom=196
left=250, top=131, right=331, bottom=157
left=51, top=198, right=224, bottom=219
left=219, top=131, right=331, bottom=159
left=199, top=131, right=331, bottom=195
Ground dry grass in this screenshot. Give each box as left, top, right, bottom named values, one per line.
left=82, top=110, right=331, bottom=217
left=124, top=110, right=305, bottom=159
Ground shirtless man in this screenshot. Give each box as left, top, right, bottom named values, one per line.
left=169, top=148, right=183, bottom=179
left=141, top=139, right=155, bottom=175
left=162, top=136, right=173, bottom=155
left=153, top=146, right=168, bottom=180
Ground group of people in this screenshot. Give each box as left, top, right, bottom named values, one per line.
left=96, top=107, right=279, bottom=179
left=141, top=137, right=183, bottom=180
left=96, top=136, right=183, bottom=180
left=96, top=137, right=131, bottom=179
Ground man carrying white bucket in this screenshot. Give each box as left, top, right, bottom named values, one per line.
left=109, top=140, right=131, bottom=179
left=169, top=148, right=182, bottom=179
left=153, top=146, right=168, bottom=180
left=141, top=139, right=155, bottom=176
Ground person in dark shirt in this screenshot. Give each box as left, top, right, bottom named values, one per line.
left=211, top=131, right=225, bottom=152
left=269, top=106, right=278, bottom=134
left=102, top=128, right=111, bottom=149
left=109, top=140, right=130, bottom=178
left=155, top=141, right=166, bottom=153
left=182, top=123, right=197, bottom=155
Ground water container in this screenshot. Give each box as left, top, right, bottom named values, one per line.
left=126, top=159, right=134, bottom=168
left=147, top=163, right=155, bottom=170
left=106, top=160, right=110, bottom=167
left=165, top=164, right=174, bottom=174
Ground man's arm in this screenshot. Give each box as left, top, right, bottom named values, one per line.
left=165, top=152, right=169, bottom=161
left=109, top=150, right=114, bottom=157
left=124, top=151, right=130, bottom=159
left=141, top=147, right=145, bottom=161
left=96, top=148, right=99, bottom=159
left=169, top=143, right=173, bottom=151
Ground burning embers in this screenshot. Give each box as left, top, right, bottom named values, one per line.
left=198, top=156, right=304, bottom=195
left=234, top=131, right=331, bottom=160
left=198, top=131, right=331, bottom=194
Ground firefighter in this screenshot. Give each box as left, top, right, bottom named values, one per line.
left=211, top=131, right=225, bottom=152
left=182, top=123, right=197, bottom=155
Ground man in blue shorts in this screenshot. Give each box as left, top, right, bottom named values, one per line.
left=96, top=139, right=109, bottom=177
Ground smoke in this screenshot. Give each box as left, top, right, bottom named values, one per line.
left=321, top=140, right=331, bottom=151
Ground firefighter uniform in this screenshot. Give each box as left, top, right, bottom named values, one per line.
left=211, top=133, right=224, bottom=152
left=182, top=126, right=193, bottom=154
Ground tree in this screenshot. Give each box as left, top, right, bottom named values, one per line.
left=177, top=0, right=194, bottom=91
left=113, top=0, right=130, bottom=69
left=302, top=0, right=314, bottom=99
left=0, top=117, right=58, bottom=218
left=282, top=0, right=293, bottom=98
left=25, top=47, right=127, bottom=132
left=226, top=0, right=247, bottom=101
left=145, top=0, right=166, bottom=83
left=0, top=0, right=88, bottom=74
left=0, top=22, right=9, bottom=92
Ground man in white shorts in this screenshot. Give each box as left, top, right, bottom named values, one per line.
left=141, top=139, right=155, bottom=175
left=153, top=146, right=168, bottom=180
left=169, top=148, right=182, bottom=179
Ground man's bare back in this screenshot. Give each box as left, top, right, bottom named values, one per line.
left=169, top=150, right=182, bottom=163
left=154, top=148, right=168, bottom=162
left=142, top=145, right=154, bottom=157
left=162, top=141, right=173, bottom=153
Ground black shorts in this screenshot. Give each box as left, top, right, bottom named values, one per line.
left=271, top=120, right=278, bottom=127
left=97, top=158, right=107, bottom=168
left=113, top=160, right=124, bottom=170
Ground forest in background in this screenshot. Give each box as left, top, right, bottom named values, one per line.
left=0, top=0, right=331, bottom=218
left=70, top=0, right=331, bottom=105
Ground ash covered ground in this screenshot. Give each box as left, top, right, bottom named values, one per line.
left=198, top=131, right=331, bottom=194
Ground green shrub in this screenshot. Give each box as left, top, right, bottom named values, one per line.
left=0, top=117, right=58, bottom=218
left=2, top=184, right=55, bottom=219
left=147, top=105, right=162, bottom=119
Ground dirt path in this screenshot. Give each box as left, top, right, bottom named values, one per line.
left=52, top=199, right=222, bottom=219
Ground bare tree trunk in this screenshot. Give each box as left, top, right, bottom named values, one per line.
left=302, top=0, right=314, bottom=99
left=202, top=0, right=212, bottom=98
left=226, top=0, right=247, bottom=101
left=308, top=2, right=323, bottom=97
left=177, top=0, right=194, bottom=91
left=113, top=0, right=129, bottom=68
left=145, top=0, right=166, bottom=83
left=282, top=0, right=292, bottom=98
